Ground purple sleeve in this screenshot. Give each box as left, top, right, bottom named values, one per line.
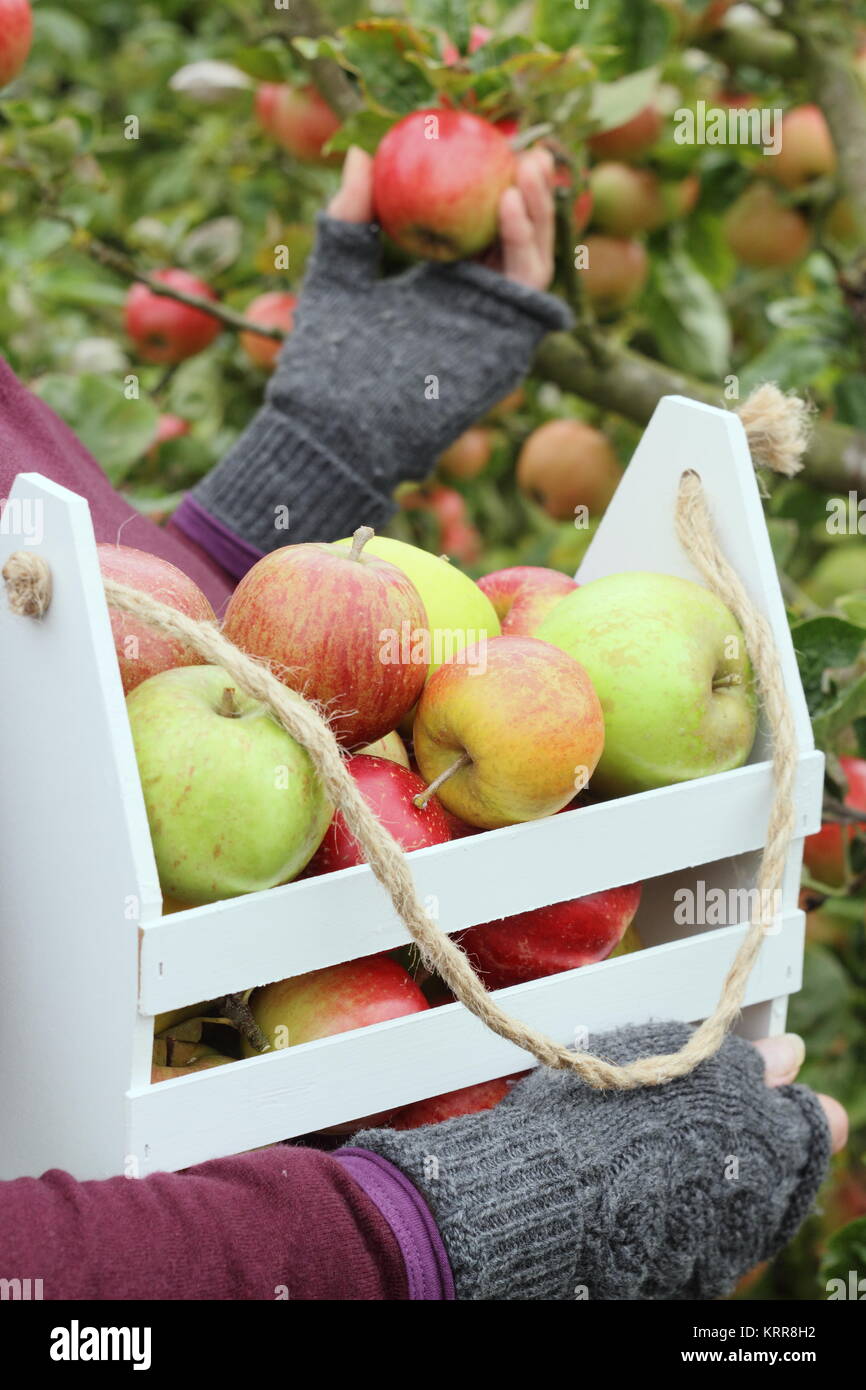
left=172, top=493, right=265, bottom=582
left=0, top=1146, right=411, bottom=1300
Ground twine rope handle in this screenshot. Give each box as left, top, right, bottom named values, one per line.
left=1, top=390, right=806, bottom=1090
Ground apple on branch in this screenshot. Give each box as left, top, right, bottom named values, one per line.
left=0, top=0, right=32, bottom=88
left=304, top=754, right=451, bottom=877
left=477, top=565, right=577, bottom=636
left=516, top=419, right=622, bottom=521
left=803, top=756, right=866, bottom=888
left=127, top=664, right=333, bottom=905
left=413, top=634, right=605, bottom=830
left=535, top=571, right=758, bottom=797
left=239, top=291, right=297, bottom=371
left=97, top=544, right=216, bottom=695
left=223, top=527, right=429, bottom=749
left=124, top=269, right=222, bottom=364
left=254, top=82, right=341, bottom=163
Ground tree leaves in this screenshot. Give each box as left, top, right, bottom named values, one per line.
left=791, top=615, right=866, bottom=750
left=33, top=375, right=158, bottom=484
left=644, top=248, right=731, bottom=380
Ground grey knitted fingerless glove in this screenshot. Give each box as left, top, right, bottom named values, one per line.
left=191, top=214, right=572, bottom=551
left=353, top=1021, right=831, bottom=1301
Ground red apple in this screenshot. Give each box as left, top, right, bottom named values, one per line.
left=579, top=236, right=649, bottom=316
left=413, top=635, right=605, bottom=829
left=478, top=566, right=578, bottom=636
left=373, top=109, right=516, bottom=261
left=0, top=0, right=31, bottom=87
left=255, top=82, right=341, bottom=163
left=125, top=270, right=221, bottom=364
left=96, top=544, right=216, bottom=695
left=803, top=756, right=866, bottom=888
left=724, top=182, right=812, bottom=269
left=147, top=413, right=190, bottom=463
left=391, top=1076, right=515, bottom=1128
left=438, top=426, right=494, bottom=480
left=459, top=882, right=643, bottom=988
left=305, top=754, right=451, bottom=875
left=516, top=419, right=621, bottom=520
left=239, top=291, right=297, bottom=370
left=588, top=104, right=662, bottom=160
left=768, top=105, right=836, bottom=190
left=441, top=23, right=493, bottom=65
left=221, top=529, right=428, bottom=749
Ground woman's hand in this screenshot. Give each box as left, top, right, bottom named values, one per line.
left=328, top=143, right=557, bottom=290
left=754, top=1032, right=847, bottom=1150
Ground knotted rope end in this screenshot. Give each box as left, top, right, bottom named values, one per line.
left=3, top=551, right=53, bottom=619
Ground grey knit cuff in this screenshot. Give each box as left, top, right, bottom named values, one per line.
left=353, top=1023, right=831, bottom=1302
left=190, top=407, right=396, bottom=552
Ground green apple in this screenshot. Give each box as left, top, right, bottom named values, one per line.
left=535, top=571, right=757, bottom=796
left=127, top=664, right=333, bottom=905
left=804, top=546, right=866, bottom=608
left=335, top=534, right=500, bottom=679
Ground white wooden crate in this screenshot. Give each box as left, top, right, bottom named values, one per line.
left=0, top=396, right=823, bottom=1180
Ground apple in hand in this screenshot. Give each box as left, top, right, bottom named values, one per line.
left=459, top=882, right=642, bottom=989
left=478, top=565, right=578, bottom=636
left=124, top=269, right=221, bottom=364
left=0, top=0, right=32, bottom=87
left=803, top=756, right=866, bottom=887
left=360, top=730, right=410, bottom=768
left=127, top=665, right=333, bottom=905
left=335, top=533, right=500, bottom=682
left=414, top=635, right=605, bottom=829
left=305, top=754, right=451, bottom=876
left=391, top=1076, right=516, bottom=1129
left=97, top=544, right=216, bottom=695
left=535, top=571, right=757, bottom=797
left=223, top=529, right=428, bottom=749
left=372, top=109, right=516, bottom=261
left=239, top=291, right=296, bottom=370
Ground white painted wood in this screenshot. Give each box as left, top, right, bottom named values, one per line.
left=0, top=475, right=161, bottom=1181
left=0, top=396, right=823, bottom=1178
left=140, top=753, right=823, bottom=1012
left=128, top=913, right=805, bottom=1175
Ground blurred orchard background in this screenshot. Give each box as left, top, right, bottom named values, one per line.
left=2, top=0, right=866, bottom=1299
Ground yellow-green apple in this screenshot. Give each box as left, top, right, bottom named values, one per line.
left=589, top=163, right=664, bottom=237
left=803, top=756, right=866, bottom=887
left=588, top=104, right=662, bottom=159
left=304, top=754, right=451, bottom=875
left=724, top=183, right=811, bottom=269
left=413, top=635, right=605, bottom=829
left=391, top=1076, right=516, bottom=1129
left=222, top=529, right=428, bottom=749
left=516, top=419, right=621, bottom=520
left=124, top=269, right=221, bottom=364
left=151, top=1054, right=233, bottom=1084
left=535, top=571, right=757, bottom=796
left=372, top=109, right=516, bottom=261
left=579, top=236, right=649, bottom=316
left=804, top=545, right=866, bottom=606
left=154, top=1001, right=213, bottom=1034
left=609, top=921, right=644, bottom=957
left=437, top=427, right=494, bottom=480
left=97, top=543, right=216, bottom=695
left=360, top=730, right=410, bottom=768
left=478, top=565, right=578, bottom=636
left=768, top=105, right=836, bottom=189
left=334, top=533, right=500, bottom=681
left=254, top=82, right=341, bottom=163
left=0, top=0, right=32, bottom=87
left=459, top=882, right=642, bottom=988
left=127, top=664, right=333, bottom=904
left=239, top=290, right=296, bottom=370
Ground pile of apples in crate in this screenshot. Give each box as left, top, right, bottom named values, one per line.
left=102, top=522, right=759, bottom=1129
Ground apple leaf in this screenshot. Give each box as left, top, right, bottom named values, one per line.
left=644, top=249, right=731, bottom=380
left=326, top=108, right=395, bottom=155
left=180, top=217, right=243, bottom=278
left=791, top=614, right=866, bottom=749
left=32, top=374, right=159, bottom=485
left=588, top=65, right=659, bottom=133
left=232, top=44, right=292, bottom=83
left=411, top=0, right=472, bottom=55
left=333, top=21, right=440, bottom=116
left=819, top=1218, right=866, bottom=1292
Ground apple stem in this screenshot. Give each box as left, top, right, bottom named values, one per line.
left=219, top=993, right=269, bottom=1053
left=217, top=686, right=241, bottom=718
left=413, top=751, right=471, bottom=810
left=713, top=672, right=743, bottom=691
left=348, top=526, right=375, bottom=562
